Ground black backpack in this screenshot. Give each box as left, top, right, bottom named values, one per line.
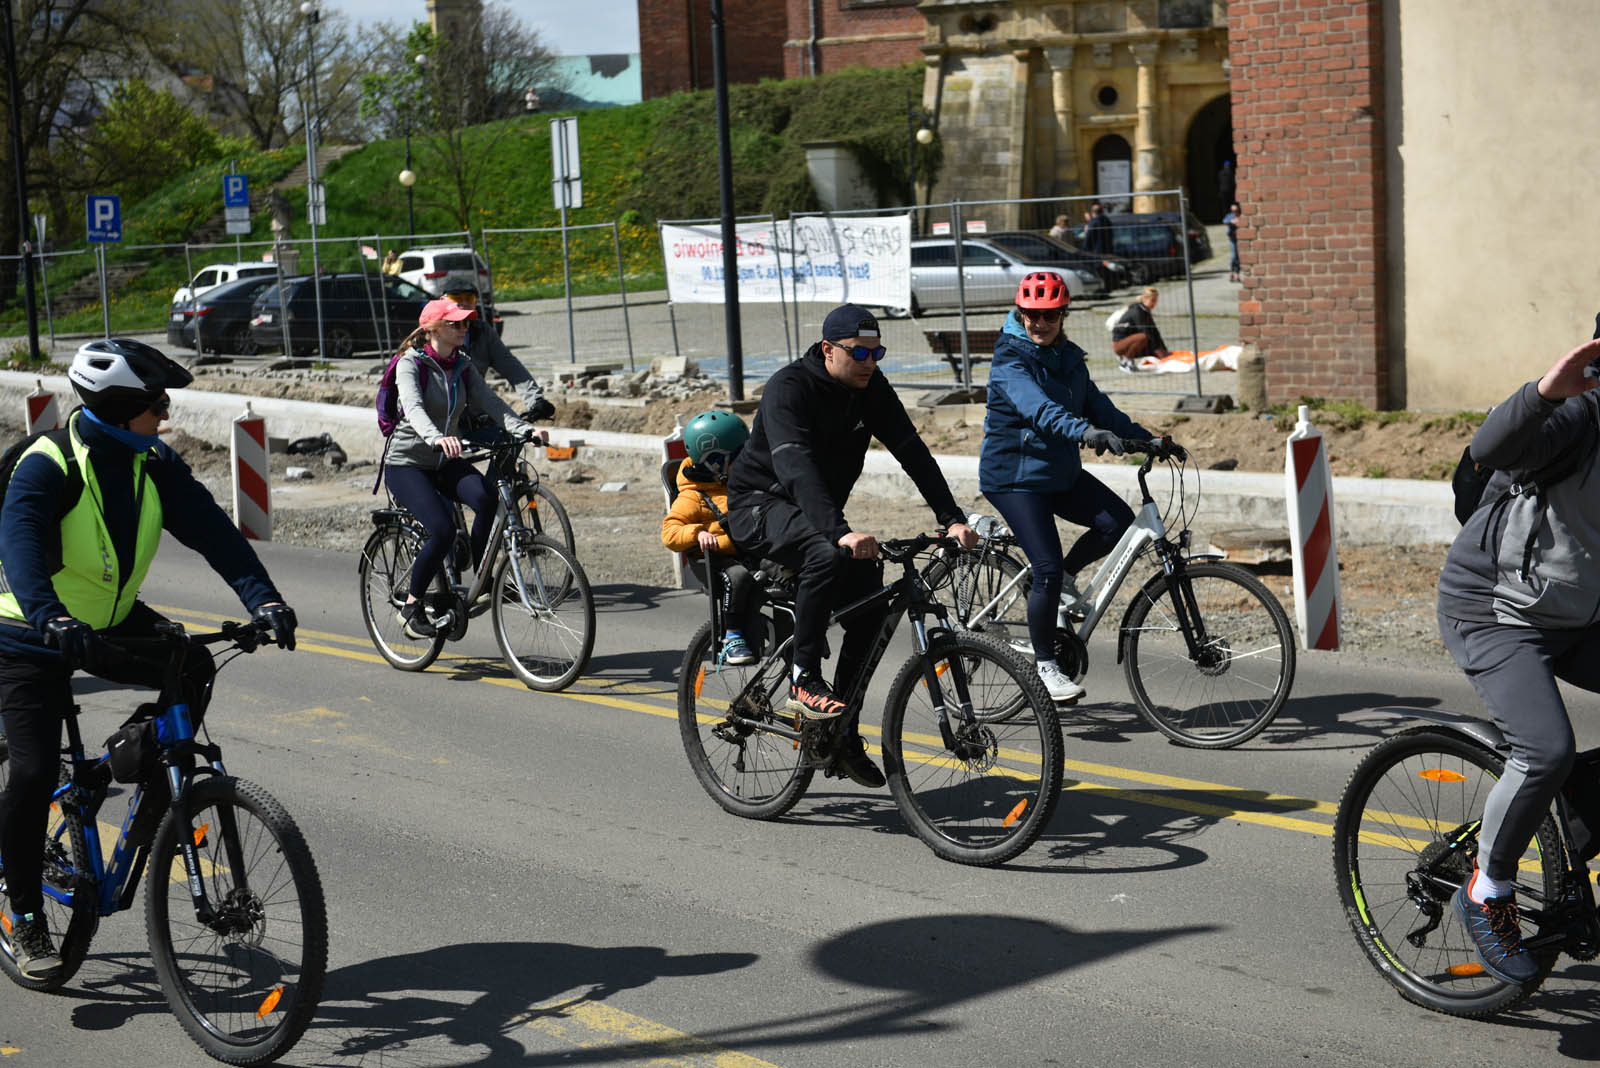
left=0, top=427, right=83, bottom=526
left=1452, top=393, right=1600, bottom=525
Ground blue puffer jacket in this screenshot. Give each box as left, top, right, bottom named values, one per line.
left=978, top=310, right=1150, bottom=493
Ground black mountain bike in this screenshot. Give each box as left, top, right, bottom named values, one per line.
left=0, top=618, right=327, bottom=1065
left=1333, top=710, right=1600, bottom=1017
left=678, top=534, right=1064, bottom=867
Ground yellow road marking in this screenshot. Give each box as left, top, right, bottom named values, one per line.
left=520, top=998, right=783, bottom=1068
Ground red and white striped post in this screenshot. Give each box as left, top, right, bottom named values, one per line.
left=25, top=380, right=59, bottom=434
left=231, top=402, right=272, bottom=541
left=1285, top=405, right=1340, bottom=650
left=662, top=415, right=699, bottom=589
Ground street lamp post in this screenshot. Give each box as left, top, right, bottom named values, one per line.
left=399, top=53, right=426, bottom=240
left=1, top=0, right=41, bottom=361
left=906, top=91, right=935, bottom=231
left=299, top=0, right=326, bottom=359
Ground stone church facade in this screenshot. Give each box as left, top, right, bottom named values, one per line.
left=917, top=1, right=1232, bottom=226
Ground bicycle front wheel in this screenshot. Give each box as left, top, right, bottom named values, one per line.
left=882, top=633, right=1063, bottom=866
left=1332, top=728, right=1561, bottom=1017
left=678, top=619, right=811, bottom=819
left=1121, top=562, right=1295, bottom=748
left=359, top=523, right=446, bottom=671
left=146, top=776, right=327, bottom=1066
left=492, top=533, right=595, bottom=691
left=0, top=748, right=99, bottom=991
left=519, top=482, right=576, bottom=558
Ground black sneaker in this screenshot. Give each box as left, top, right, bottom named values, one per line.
left=1453, top=877, right=1539, bottom=985
left=6, top=912, right=62, bottom=981
left=787, top=671, right=846, bottom=720
left=832, top=733, right=885, bottom=789
left=398, top=602, right=436, bottom=640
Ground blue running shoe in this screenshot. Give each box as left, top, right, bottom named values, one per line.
left=1452, top=879, right=1539, bottom=985
left=721, top=634, right=755, bottom=666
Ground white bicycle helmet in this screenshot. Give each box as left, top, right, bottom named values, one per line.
left=68, top=338, right=193, bottom=425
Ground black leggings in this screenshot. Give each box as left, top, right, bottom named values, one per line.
left=985, top=474, right=1134, bottom=658
left=386, top=460, right=496, bottom=600
left=0, top=603, right=216, bottom=916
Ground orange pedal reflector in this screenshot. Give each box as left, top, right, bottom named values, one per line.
left=1, top=914, right=10, bottom=934
left=1445, top=962, right=1485, bottom=977
left=193, top=823, right=211, bottom=847
left=1003, top=799, right=1028, bottom=827
left=256, top=985, right=284, bottom=1018
left=694, top=665, right=706, bottom=698
left=1418, top=768, right=1469, bottom=783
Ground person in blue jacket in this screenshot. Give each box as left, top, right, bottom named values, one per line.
left=979, top=272, right=1157, bottom=704
left=0, top=339, right=297, bottom=982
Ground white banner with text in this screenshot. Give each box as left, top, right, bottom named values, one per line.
left=661, top=215, right=911, bottom=309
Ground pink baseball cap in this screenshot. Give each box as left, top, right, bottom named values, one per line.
left=419, top=298, right=477, bottom=326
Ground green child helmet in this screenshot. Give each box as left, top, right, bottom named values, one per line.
left=684, top=409, right=749, bottom=481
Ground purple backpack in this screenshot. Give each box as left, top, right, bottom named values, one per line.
left=375, top=350, right=433, bottom=437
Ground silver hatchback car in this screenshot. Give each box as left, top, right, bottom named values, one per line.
left=893, top=236, right=1105, bottom=318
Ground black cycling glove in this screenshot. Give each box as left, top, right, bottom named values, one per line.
left=253, top=603, right=298, bottom=651
left=44, top=616, right=100, bottom=670
left=526, top=397, right=557, bottom=423
left=1081, top=428, right=1125, bottom=457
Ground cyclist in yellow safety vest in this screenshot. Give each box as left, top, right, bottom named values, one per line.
left=0, top=339, right=297, bottom=982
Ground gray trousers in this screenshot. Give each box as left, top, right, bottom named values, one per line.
left=1439, top=611, right=1600, bottom=880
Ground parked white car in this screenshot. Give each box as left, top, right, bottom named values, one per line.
left=170, top=261, right=279, bottom=307
left=394, top=246, right=491, bottom=298
left=891, top=236, right=1105, bottom=318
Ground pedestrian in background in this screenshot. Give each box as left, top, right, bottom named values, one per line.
left=1217, top=160, right=1236, bottom=212
left=1048, top=214, right=1070, bottom=242
left=1081, top=202, right=1112, bottom=255
left=1223, top=202, right=1242, bottom=283
left=1111, top=287, right=1170, bottom=370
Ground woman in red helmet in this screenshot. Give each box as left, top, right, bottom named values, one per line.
left=977, top=271, right=1155, bottom=704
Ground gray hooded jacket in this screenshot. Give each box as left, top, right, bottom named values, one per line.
left=1438, top=380, right=1600, bottom=628
left=387, top=344, right=531, bottom=470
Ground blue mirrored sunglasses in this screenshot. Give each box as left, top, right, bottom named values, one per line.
left=830, top=341, right=886, bottom=363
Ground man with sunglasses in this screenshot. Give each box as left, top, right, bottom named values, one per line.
left=980, top=272, right=1158, bottom=704
left=0, top=339, right=297, bottom=981
left=725, top=304, right=978, bottom=788
left=439, top=273, right=555, bottom=423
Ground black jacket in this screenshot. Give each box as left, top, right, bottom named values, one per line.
left=727, top=345, right=965, bottom=544
left=1113, top=300, right=1166, bottom=351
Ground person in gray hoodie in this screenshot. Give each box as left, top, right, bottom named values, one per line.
left=386, top=299, right=533, bottom=639
left=1436, top=327, right=1600, bottom=986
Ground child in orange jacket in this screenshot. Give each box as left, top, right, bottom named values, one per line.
left=660, top=411, right=755, bottom=664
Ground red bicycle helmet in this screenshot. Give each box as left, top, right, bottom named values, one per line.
left=1015, top=271, right=1069, bottom=311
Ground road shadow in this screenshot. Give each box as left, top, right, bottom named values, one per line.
left=579, top=647, right=683, bottom=690
left=589, top=583, right=665, bottom=615
left=1255, top=692, right=1449, bottom=750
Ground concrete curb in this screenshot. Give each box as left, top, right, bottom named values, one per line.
left=0, top=370, right=1458, bottom=545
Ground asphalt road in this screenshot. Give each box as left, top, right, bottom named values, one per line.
left=3, top=537, right=1599, bottom=1066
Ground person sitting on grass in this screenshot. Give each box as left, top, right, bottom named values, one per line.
left=661, top=410, right=756, bottom=665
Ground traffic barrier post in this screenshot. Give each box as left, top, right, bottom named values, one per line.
left=661, top=415, right=702, bottom=590
left=1285, top=404, right=1340, bottom=650
left=231, top=402, right=272, bottom=540
left=25, top=380, right=59, bottom=434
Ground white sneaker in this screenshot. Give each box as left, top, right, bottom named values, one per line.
left=1037, top=662, right=1085, bottom=704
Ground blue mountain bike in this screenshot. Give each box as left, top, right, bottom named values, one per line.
left=0, top=618, right=327, bottom=1066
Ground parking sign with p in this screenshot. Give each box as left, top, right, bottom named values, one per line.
left=223, top=174, right=249, bottom=207
left=86, top=195, right=121, bottom=243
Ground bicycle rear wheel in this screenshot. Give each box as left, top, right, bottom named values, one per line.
left=492, top=533, right=595, bottom=691
left=0, top=748, right=98, bottom=991
left=1121, top=561, right=1295, bottom=748
left=678, top=619, right=812, bottom=820
left=359, top=523, right=447, bottom=671
left=921, top=546, right=1031, bottom=638
left=1331, top=728, right=1561, bottom=1017
left=882, top=633, right=1062, bottom=866
left=146, top=776, right=327, bottom=1067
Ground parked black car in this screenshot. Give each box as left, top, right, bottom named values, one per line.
left=250, top=274, right=432, bottom=358
left=1151, top=210, right=1213, bottom=265
left=982, top=230, right=1142, bottom=289
left=1070, top=213, right=1193, bottom=280
left=175, top=275, right=279, bottom=355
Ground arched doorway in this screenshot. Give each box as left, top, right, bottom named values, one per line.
left=1091, top=134, right=1132, bottom=212
left=1185, top=94, right=1233, bottom=222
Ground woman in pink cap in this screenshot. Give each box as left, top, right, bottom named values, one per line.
left=386, top=298, right=533, bottom=639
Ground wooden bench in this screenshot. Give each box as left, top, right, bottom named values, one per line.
left=923, top=328, right=1002, bottom=379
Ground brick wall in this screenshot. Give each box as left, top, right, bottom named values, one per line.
left=782, top=0, right=925, bottom=78
left=1229, top=0, right=1389, bottom=407
left=638, top=0, right=786, bottom=99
